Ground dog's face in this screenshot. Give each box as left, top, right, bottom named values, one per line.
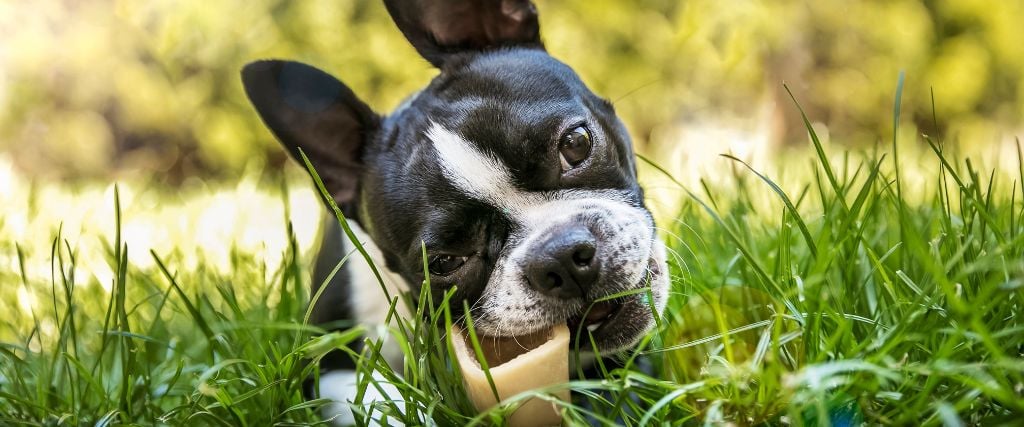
left=242, top=0, right=668, bottom=353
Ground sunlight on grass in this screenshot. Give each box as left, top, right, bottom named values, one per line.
left=1, top=132, right=1023, bottom=424
left=0, top=156, right=321, bottom=333
left=1, top=155, right=319, bottom=278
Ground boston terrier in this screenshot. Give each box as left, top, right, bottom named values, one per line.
left=241, top=0, right=670, bottom=423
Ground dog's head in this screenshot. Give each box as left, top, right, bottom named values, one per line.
left=241, top=0, right=669, bottom=353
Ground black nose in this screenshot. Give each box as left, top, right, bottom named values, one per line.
left=526, top=226, right=600, bottom=299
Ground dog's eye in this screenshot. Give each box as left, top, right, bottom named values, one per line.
left=428, top=254, right=468, bottom=276
left=558, top=126, right=592, bottom=172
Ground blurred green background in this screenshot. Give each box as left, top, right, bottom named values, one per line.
left=1, top=0, right=1022, bottom=183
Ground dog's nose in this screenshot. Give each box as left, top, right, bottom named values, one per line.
left=526, top=226, right=600, bottom=299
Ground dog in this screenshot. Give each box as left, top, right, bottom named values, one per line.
left=241, top=0, right=670, bottom=423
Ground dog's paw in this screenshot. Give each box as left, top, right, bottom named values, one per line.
left=319, top=370, right=406, bottom=426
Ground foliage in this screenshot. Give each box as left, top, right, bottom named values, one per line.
left=2, top=0, right=1023, bottom=181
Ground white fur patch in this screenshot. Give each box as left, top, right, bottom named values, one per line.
left=320, top=370, right=406, bottom=426
left=426, top=123, right=540, bottom=215
left=345, top=222, right=410, bottom=370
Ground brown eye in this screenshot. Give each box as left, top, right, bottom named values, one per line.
left=558, top=126, right=592, bottom=172
left=428, top=254, right=468, bottom=276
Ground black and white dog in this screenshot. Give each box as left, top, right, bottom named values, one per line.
left=241, top=0, right=669, bottom=423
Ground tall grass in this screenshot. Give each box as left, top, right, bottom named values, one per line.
left=2, top=112, right=1023, bottom=424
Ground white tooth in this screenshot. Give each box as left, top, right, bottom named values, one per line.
left=587, top=323, right=601, bottom=332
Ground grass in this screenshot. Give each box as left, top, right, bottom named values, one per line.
left=2, top=106, right=1023, bottom=424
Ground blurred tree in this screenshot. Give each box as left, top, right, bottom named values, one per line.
left=0, top=0, right=1021, bottom=181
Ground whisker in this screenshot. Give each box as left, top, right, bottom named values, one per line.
left=612, top=77, right=665, bottom=103
left=668, top=218, right=711, bottom=252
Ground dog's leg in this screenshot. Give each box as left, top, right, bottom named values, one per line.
left=309, top=216, right=362, bottom=366
left=309, top=216, right=410, bottom=424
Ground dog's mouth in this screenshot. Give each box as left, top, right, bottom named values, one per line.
left=565, top=256, right=663, bottom=349
left=568, top=298, right=626, bottom=337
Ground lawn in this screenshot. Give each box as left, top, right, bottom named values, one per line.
left=1, top=116, right=1022, bottom=425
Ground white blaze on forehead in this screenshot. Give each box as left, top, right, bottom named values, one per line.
left=425, top=122, right=637, bottom=221
left=426, top=122, right=539, bottom=214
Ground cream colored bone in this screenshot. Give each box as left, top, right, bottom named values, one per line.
left=451, top=324, right=570, bottom=427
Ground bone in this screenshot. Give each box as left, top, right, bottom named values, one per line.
left=450, top=324, right=570, bottom=427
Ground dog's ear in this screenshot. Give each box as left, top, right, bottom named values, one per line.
left=241, top=60, right=378, bottom=211
left=384, top=0, right=543, bottom=67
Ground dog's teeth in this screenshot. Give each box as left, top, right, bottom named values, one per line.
left=586, top=323, right=601, bottom=332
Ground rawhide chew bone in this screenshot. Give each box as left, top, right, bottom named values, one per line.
left=451, top=324, right=570, bottom=427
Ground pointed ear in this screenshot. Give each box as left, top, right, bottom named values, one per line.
left=241, top=60, right=379, bottom=209
left=384, top=0, right=543, bottom=67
